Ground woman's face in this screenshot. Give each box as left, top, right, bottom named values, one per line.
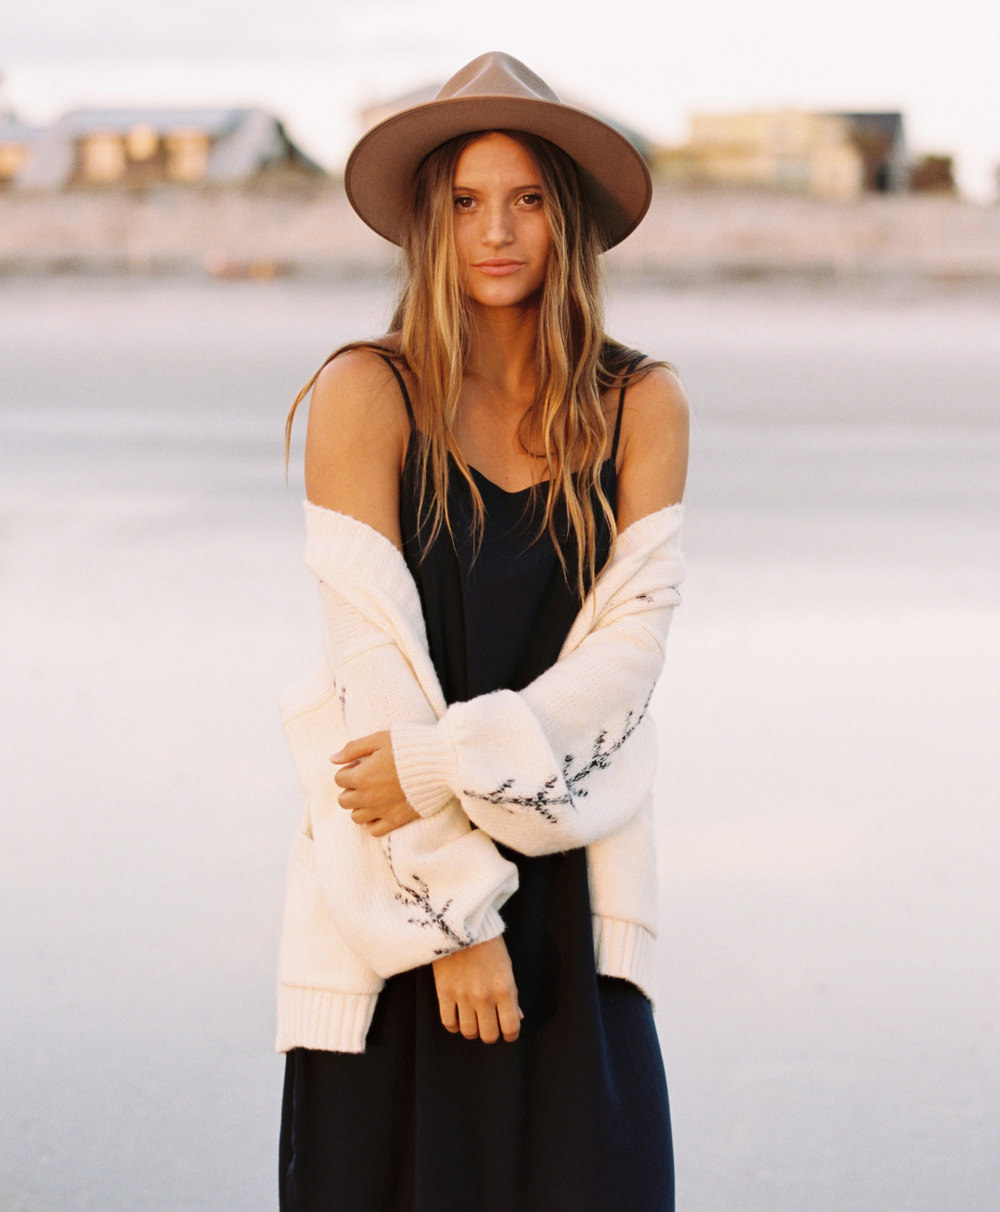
left=451, top=132, right=552, bottom=310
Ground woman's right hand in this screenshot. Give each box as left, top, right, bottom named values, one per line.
left=432, top=936, right=523, bottom=1044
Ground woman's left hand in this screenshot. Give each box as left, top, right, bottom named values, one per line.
left=331, top=731, right=421, bottom=836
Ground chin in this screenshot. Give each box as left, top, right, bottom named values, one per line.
left=470, top=283, right=546, bottom=310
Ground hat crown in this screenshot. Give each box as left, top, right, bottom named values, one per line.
left=345, top=52, right=651, bottom=250
left=434, top=51, right=561, bottom=106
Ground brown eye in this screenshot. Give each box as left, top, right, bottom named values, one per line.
left=453, top=195, right=475, bottom=210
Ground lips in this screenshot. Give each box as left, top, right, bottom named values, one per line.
left=472, top=259, right=524, bottom=276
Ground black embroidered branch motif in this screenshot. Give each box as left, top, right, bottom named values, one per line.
left=462, top=691, right=653, bottom=822
left=463, top=776, right=568, bottom=823
left=383, top=837, right=471, bottom=954
left=564, top=691, right=652, bottom=798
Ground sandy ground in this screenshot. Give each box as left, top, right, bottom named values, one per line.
left=0, top=276, right=998, bottom=1211
left=2, top=181, right=1000, bottom=286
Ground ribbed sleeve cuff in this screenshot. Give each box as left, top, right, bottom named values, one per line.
left=475, top=905, right=507, bottom=946
left=390, top=719, right=459, bottom=818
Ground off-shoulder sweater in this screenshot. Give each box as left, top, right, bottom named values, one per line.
left=276, top=501, right=685, bottom=1053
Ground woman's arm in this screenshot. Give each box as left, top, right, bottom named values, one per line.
left=614, top=364, right=690, bottom=530
left=386, top=515, right=680, bottom=853
left=296, top=350, right=522, bottom=1041
left=304, top=348, right=410, bottom=546
left=342, top=366, right=690, bottom=855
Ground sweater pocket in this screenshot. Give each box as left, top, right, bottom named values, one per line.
left=277, top=829, right=384, bottom=996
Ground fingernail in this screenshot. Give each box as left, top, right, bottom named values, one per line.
left=330, top=749, right=344, bottom=763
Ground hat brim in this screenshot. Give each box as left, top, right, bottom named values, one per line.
left=345, top=95, right=652, bottom=251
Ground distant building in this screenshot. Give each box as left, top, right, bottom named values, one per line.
left=0, top=117, right=43, bottom=186
left=907, top=153, right=956, bottom=195
left=655, top=110, right=909, bottom=200
left=14, top=107, right=324, bottom=191
left=839, top=112, right=908, bottom=192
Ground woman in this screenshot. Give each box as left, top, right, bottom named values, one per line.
left=277, top=51, right=689, bottom=1212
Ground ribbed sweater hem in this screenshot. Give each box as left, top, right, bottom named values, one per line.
left=276, top=985, right=380, bottom=1054
left=276, top=915, right=654, bottom=1054
left=593, top=916, right=657, bottom=1004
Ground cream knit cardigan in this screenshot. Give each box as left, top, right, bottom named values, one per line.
left=276, top=501, right=684, bottom=1053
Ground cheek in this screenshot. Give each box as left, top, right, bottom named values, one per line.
left=451, top=220, right=473, bottom=281
left=531, top=217, right=553, bottom=262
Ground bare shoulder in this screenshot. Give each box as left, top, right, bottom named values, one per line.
left=616, top=361, right=690, bottom=528
left=620, top=362, right=690, bottom=449
left=304, top=346, right=411, bottom=545
left=307, top=346, right=409, bottom=446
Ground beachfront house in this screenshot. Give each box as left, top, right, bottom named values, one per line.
left=839, top=112, right=908, bottom=192
left=0, top=117, right=43, bottom=186
left=14, top=107, right=323, bottom=191
left=655, top=110, right=909, bottom=200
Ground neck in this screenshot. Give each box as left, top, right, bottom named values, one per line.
left=466, top=301, right=540, bottom=406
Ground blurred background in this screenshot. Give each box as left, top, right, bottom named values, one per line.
left=1, top=2, right=998, bottom=1210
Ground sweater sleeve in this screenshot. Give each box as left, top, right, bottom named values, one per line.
left=390, top=507, right=684, bottom=857
left=280, top=529, right=519, bottom=979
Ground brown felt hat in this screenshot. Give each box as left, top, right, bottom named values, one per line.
left=344, top=51, right=652, bottom=251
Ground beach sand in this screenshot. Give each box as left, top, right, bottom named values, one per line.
left=0, top=276, right=997, bottom=1211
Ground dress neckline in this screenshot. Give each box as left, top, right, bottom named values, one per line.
left=459, top=453, right=615, bottom=500
left=381, top=353, right=639, bottom=502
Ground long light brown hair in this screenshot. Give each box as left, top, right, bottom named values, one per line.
left=287, top=130, right=653, bottom=598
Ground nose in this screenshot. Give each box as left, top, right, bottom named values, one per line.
left=482, top=202, right=514, bottom=248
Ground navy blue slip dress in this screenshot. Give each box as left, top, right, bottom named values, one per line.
left=279, top=360, right=674, bottom=1212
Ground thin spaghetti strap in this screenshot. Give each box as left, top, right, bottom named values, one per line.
left=379, top=354, right=415, bottom=426
left=611, top=354, right=645, bottom=463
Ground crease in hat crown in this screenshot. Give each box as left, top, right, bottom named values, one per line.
left=437, top=52, right=561, bottom=105
left=344, top=51, right=652, bottom=251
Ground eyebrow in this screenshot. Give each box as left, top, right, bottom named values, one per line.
left=451, top=183, right=543, bottom=193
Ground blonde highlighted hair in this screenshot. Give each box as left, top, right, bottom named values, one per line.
left=287, top=130, right=655, bottom=598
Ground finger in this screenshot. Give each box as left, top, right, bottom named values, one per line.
left=456, top=1000, right=479, bottom=1041
left=337, top=785, right=369, bottom=814
left=476, top=1004, right=501, bottom=1045
left=332, top=765, right=359, bottom=790
left=367, top=805, right=414, bottom=836
left=438, top=996, right=459, bottom=1034
left=497, top=993, right=522, bottom=1043
left=350, top=806, right=378, bottom=825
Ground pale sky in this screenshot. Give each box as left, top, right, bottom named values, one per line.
left=4, top=0, right=999, bottom=197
